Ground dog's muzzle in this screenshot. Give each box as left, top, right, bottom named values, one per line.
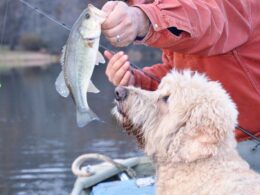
left=114, top=87, right=145, bottom=148
left=115, top=87, right=128, bottom=102
left=114, top=87, right=128, bottom=116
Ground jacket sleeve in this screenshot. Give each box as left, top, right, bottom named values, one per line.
left=132, top=49, right=173, bottom=90
left=133, top=0, right=252, bottom=55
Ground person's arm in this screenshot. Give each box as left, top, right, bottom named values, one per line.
left=134, top=0, right=252, bottom=55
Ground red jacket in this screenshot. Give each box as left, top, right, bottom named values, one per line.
left=130, top=0, right=260, bottom=141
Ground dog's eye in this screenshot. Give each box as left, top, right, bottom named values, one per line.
left=162, top=95, right=169, bottom=103
left=85, top=13, right=90, bottom=19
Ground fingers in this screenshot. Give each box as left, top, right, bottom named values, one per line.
left=114, top=61, right=130, bottom=85
left=109, top=31, right=130, bottom=47
left=107, top=52, right=128, bottom=78
left=104, top=21, right=135, bottom=47
left=101, top=1, right=138, bottom=47
left=105, top=51, right=132, bottom=86
left=106, top=51, right=126, bottom=73
left=119, top=70, right=132, bottom=86
left=102, top=1, right=125, bottom=30
left=102, top=10, right=124, bottom=30
left=102, top=1, right=118, bottom=13
left=104, top=50, right=114, bottom=60
left=103, top=22, right=124, bottom=38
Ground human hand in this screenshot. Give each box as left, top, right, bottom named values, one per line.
left=101, top=1, right=150, bottom=47
left=104, top=50, right=135, bottom=86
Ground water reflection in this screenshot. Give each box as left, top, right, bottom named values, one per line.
left=0, top=64, right=142, bottom=195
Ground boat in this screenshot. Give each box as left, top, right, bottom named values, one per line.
left=70, top=141, right=260, bottom=195
left=70, top=153, right=155, bottom=195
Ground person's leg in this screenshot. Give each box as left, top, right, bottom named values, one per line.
left=237, top=140, right=260, bottom=172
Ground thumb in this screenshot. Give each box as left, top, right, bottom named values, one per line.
left=104, top=50, right=114, bottom=60
left=102, top=1, right=118, bottom=13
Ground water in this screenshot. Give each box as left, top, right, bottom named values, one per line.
left=0, top=64, right=142, bottom=195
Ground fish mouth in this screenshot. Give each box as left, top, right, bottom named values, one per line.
left=86, top=37, right=96, bottom=42
left=84, top=37, right=97, bottom=48
left=84, top=36, right=98, bottom=43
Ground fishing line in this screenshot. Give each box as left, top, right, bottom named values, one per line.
left=19, top=0, right=161, bottom=83
left=236, top=125, right=260, bottom=151
left=0, top=0, right=11, bottom=45
left=19, top=0, right=71, bottom=31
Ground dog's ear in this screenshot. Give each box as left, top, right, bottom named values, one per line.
left=175, top=102, right=229, bottom=163
left=177, top=126, right=224, bottom=162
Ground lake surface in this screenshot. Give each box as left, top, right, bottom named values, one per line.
left=0, top=64, right=142, bottom=195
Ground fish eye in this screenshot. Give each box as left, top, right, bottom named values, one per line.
left=162, top=95, right=170, bottom=103
left=85, top=13, right=90, bottom=19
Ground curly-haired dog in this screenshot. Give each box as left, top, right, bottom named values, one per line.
left=113, top=70, right=260, bottom=195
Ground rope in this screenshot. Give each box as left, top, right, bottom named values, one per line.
left=71, top=153, right=136, bottom=178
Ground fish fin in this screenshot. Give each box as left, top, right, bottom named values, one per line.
left=95, top=51, right=105, bottom=65
left=55, top=71, right=70, bottom=97
left=88, top=80, right=100, bottom=93
left=60, top=45, right=66, bottom=66
left=76, top=108, right=99, bottom=128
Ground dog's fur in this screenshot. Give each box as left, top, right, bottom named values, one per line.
left=113, top=70, right=260, bottom=195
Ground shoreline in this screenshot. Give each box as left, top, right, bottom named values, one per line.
left=0, top=50, right=59, bottom=69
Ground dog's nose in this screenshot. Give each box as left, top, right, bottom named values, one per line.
left=115, top=87, right=128, bottom=101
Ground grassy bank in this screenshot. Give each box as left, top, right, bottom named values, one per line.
left=0, top=47, right=59, bottom=70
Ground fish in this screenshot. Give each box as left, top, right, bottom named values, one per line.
left=55, top=4, right=107, bottom=127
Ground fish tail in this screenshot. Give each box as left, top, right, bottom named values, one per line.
left=76, top=108, right=99, bottom=128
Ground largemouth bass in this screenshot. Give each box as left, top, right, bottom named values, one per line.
left=55, top=4, right=107, bottom=127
